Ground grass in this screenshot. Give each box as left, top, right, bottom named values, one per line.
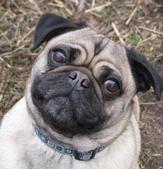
left=129, top=31, right=143, bottom=46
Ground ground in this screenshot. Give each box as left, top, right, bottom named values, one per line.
left=0, top=0, right=162, bottom=168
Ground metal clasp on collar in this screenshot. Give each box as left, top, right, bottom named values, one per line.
left=73, top=149, right=96, bottom=161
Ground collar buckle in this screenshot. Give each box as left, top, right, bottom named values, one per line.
left=73, top=149, right=96, bottom=161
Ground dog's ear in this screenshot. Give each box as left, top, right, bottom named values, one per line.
left=32, top=13, right=87, bottom=50
left=126, top=48, right=163, bottom=100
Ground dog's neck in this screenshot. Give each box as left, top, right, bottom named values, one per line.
left=26, top=97, right=107, bottom=152
left=26, top=95, right=135, bottom=160
left=33, top=124, right=106, bottom=161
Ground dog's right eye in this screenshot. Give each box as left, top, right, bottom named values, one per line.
left=49, top=50, right=66, bottom=64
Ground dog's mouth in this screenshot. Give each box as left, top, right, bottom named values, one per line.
left=31, top=71, right=106, bottom=136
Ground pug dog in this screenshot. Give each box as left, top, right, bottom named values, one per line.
left=0, top=13, right=163, bottom=169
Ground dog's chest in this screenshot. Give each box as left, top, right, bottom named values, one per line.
left=25, top=138, right=96, bottom=169
left=0, top=98, right=140, bottom=169
left=25, top=127, right=139, bottom=169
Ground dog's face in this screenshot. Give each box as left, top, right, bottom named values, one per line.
left=26, top=14, right=163, bottom=144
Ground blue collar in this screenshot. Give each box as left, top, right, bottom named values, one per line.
left=34, top=125, right=105, bottom=161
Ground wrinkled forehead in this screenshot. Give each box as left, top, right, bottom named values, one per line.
left=46, top=28, right=127, bottom=64
left=45, top=28, right=130, bottom=75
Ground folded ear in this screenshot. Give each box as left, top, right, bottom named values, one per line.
left=126, top=48, right=163, bottom=100
left=32, top=13, right=87, bottom=50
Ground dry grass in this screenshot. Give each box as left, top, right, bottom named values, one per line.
left=0, top=0, right=163, bottom=168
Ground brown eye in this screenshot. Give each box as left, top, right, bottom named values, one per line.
left=104, top=79, right=120, bottom=93
left=49, top=50, right=66, bottom=63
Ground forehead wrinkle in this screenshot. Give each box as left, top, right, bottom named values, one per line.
left=91, top=60, right=122, bottom=76
left=91, top=41, right=129, bottom=68
left=94, top=37, right=109, bottom=56
left=89, top=54, right=125, bottom=76
left=65, top=42, right=89, bottom=61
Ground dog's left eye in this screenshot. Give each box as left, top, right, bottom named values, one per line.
left=105, top=79, right=119, bottom=93
left=104, top=79, right=120, bottom=93
left=103, top=77, right=122, bottom=98
left=49, top=50, right=66, bottom=63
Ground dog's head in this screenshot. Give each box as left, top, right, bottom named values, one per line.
left=26, top=13, right=163, bottom=144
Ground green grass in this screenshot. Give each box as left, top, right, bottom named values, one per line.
left=129, top=32, right=143, bottom=46
left=1, top=82, right=15, bottom=103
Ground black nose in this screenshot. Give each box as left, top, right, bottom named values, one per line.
left=68, top=71, right=90, bottom=89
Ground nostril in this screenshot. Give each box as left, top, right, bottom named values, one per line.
left=81, top=79, right=90, bottom=88
left=68, top=72, right=77, bottom=80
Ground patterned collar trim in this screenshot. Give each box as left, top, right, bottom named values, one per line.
left=34, top=125, right=105, bottom=161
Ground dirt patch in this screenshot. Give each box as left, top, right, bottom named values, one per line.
left=139, top=58, right=163, bottom=169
